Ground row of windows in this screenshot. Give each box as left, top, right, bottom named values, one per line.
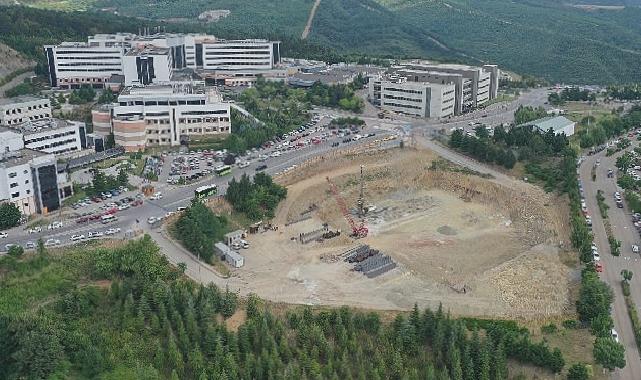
left=203, top=62, right=271, bottom=66
left=11, top=189, right=30, bottom=198
left=59, top=78, right=106, bottom=83
left=58, top=62, right=122, bottom=67
left=3, top=114, right=51, bottom=125
left=180, top=117, right=229, bottom=124
left=56, top=50, right=122, bottom=55
left=31, top=138, right=79, bottom=149
left=118, top=100, right=205, bottom=106
left=203, top=51, right=271, bottom=56
left=25, top=130, right=77, bottom=144
left=383, top=87, right=424, bottom=95
left=382, top=101, right=422, bottom=110
left=4, top=104, right=49, bottom=115
left=7, top=169, right=28, bottom=178
left=58, top=68, right=121, bottom=72
left=9, top=179, right=29, bottom=188
left=57, top=56, right=122, bottom=61
left=383, top=94, right=422, bottom=103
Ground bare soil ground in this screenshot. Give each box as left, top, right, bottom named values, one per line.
left=232, top=146, right=576, bottom=319
left=0, top=42, right=33, bottom=79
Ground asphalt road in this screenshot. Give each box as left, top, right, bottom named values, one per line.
left=580, top=146, right=641, bottom=379
left=1, top=127, right=395, bottom=250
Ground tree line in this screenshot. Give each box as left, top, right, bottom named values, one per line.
left=577, top=105, right=641, bottom=149
left=0, top=235, right=577, bottom=379
left=548, top=87, right=596, bottom=106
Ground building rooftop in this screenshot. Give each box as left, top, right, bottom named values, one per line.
left=520, top=116, right=575, bottom=132
left=125, top=46, right=170, bottom=56
left=0, top=148, right=50, bottom=167
left=0, top=96, right=46, bottom=106
left=7, top=119, right=82, bottom=135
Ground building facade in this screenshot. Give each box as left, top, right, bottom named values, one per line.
left=0, top=131, right=61, bottom=215
left=0, top=97, right=52, bottom=126
left=374, top=79, right=456, bottom=119
left=19, top=120, right=86, bottom=156
left=122, top=47, right=173, bottom=86
left=92, top=84, right=231, bottom=151
left=44, top=42, right=128, bottom=89
left=45, top=33, right=281, bottom=88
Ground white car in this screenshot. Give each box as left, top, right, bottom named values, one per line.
left=45, top=238, right=60, bottom=246
left=633, top=245, right=640, bottom=254
left=28, top=227, right=42, bottom=234
left=25, top=241, right=36, bottom=249
left=70, top=234, right=85, bottom=241
left=147, top=217, right=158, bottom=224
left=612, top=328, right=620, bottom=343
left=48, top=221, right=63, bottom=230
left=118, top=204, right=130, bottom=211
left=0, top=232, right=7, bottom=239
left=593, top=251, right=601, bottom=261
left=238, top=161, right=250, bottom=169
left=105, top=228, right=121, bottom=235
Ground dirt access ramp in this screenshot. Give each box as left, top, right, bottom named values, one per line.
left=233, top=146, right=575, bottom=319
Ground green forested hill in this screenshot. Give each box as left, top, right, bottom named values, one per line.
left=0, top=236, right=572, bottom=379
left=2, top=0, right=641, bottom=83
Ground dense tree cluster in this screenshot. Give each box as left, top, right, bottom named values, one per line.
left=305, top=82, right=364, bottom=113
left=173, top=200, right=227, bottom=263
left=0, top=235, right=573, bottom=379
left=607, top=85, right=641, bottom=101
left=328, top=116, right=365, bottom=130
left=514, top=105, right=547, bottom=125
left=449, top=124, right=567, bottom=175
left=226, top=173, right=287, bottom=221
left=68, top=85, right=96, bottom=104
left=548, top=87, right=596, bottom=105
left=86, top=169, right=128, bottom=196
left=578, top=105, right=641, bottom=149
left=0, top=202, right=21, bottom=230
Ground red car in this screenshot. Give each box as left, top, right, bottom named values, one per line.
left=596, top=262, right=604, bottom=273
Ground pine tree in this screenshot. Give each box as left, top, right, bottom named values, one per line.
left=477, top=338, right=491, bottom=380
left=121, top=292, right=135, bottom=329
left=450, top=347, right=463, bottom=380
left=462, top=345, right=475, bottom=380
left=167, top=336, right=184, bottom=377
left=492, top=339, right=508, bottom=380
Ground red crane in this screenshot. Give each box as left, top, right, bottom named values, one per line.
left=326, top=176, right=368, bottom=238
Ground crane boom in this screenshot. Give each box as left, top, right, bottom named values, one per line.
left=326, top=176, right=368, bottom=238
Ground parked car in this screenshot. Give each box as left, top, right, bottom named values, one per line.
left=70, top=234, right=85, bottom=241
left=45, top=238, right=60, bottom=246
left=0, top=232, right=7, bottom=239
left=611, top=329, right=620, bottom=343
left=25, top=241, right=36, bottom=249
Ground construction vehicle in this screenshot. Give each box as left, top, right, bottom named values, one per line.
left=326, top=166, right=368, bottom=238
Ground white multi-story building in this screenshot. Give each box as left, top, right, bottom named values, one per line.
left=398, top=63, right=497, bottom=107
left=123, top=46, right=173, bottom=86
left=45, top=33, right=281, bottom=88
left=0, top=97, right=52, bottom=126
left=44, top=41, right=128, bottom=89
left=92, top=83, right=231, bottom=151
left=18, top=119, right=86, bottom=156
left=0, top=131, right=62, bottom=215
left=372, top=78, right=456, bottom=119
left=183, top=35, right=280, bottom=71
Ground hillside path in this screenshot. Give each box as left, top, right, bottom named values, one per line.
left=302, top=0, right=321, bottom=39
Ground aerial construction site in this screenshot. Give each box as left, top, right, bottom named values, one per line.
left=231, top=143, right=574, bottom=319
